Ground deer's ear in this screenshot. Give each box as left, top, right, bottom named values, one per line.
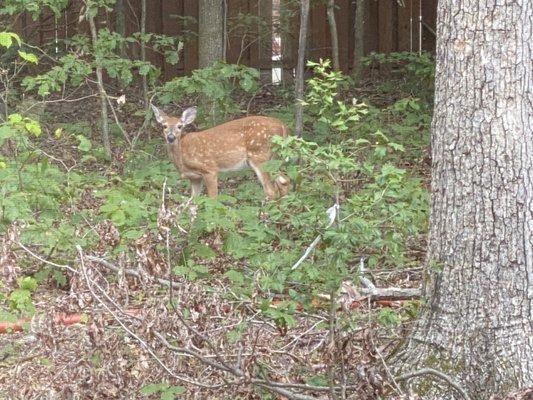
left=151, top=104, right=167, bottom=124
left=180, top=107, right=197, bottom=125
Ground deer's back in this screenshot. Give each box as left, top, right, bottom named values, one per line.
left=179, top=116, right=287, bottom=172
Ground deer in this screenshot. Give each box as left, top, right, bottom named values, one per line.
left=151, top=105, right=290, bottom=199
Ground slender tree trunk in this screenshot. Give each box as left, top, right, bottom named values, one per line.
left=198, top=0, right=224, bottom=68
left=114, top=0, right=126, bottom=57
left=294, top=0, right=310, bottom=138
left=280, top=0, right=295, bottom=86
left=326, top=0, right=339, bottom=71
left=351, top=0, right=364, bottom=82
left=87, top=7, right=111, bottom=160
left=397, top=1, right=533, bottom=398
left=140, top=0, right=147, bottom=106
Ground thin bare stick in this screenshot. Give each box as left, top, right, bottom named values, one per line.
left=291, top=235, right=321, bottom=270
left=105, top=94, right=131, bottom=146
left=17, top=242, right=78, bottom=274
left=370, top=335, right=403, bottom=396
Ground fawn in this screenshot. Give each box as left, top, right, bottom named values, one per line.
left=151, top=105, right=290, bottom=199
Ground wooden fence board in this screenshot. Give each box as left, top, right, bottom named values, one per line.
left=336, top=0, right=352, bottom=71
left=364, top=0, right=379, bottom=54
left=378, top=0, right=397, bottom=53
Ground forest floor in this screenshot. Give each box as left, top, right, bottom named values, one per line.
left=0, top=67, right=432, bottom=399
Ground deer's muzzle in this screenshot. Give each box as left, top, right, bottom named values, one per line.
left=167, top=134, right=176, bottom=143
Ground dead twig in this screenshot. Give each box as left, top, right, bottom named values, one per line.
left=17, top=242, right=78, bottom=274
left=76, top=245, right=221, bottom=389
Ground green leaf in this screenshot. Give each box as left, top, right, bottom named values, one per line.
left=52, top=270, right=67, bottom=287
left=163, top=386, right=186, bottom=398
left=25, top=120, right=42, bottom=137
left=0, top=125, right=16, bottom=146
left=377, top=308, right=401, bottom=328
left=8, top=113, right=23, bottom=124
left=76, top=135, right=92, bottom=152
left=261, top=159, right=283, bottom=174
left=18, top=277, right=38, bottom=291
left=224, top=269, right=244, bottom=285
left=0, top=32, right=20, bottom=48
left=110, top=209, right=126, bottom=226
left=140, top=383, right=168, bottom=395
left=388, top=142, right=405, bottom=152
left=374, top=145, right=387, bottom=158
left=138, top=63, right=151, bottom=76
left=18, top=51, right=39, bottom=64
left=165, top=50, right=180, bottom=65
left=192, top=243, right=216, bottom=260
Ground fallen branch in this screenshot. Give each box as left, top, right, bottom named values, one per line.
left=357, top=257, right=420, bottom=300
left=88, top=256, right=420, bottom=302
left=360, top=287, right=420, bottom=300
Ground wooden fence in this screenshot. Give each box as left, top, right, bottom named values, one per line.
left=13, top=0, right=437, bottom=79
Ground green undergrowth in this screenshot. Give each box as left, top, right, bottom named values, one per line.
left=1, top=57, right=432, bottom=331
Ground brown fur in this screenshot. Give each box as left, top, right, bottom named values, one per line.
left=152, top=106, right=289, bottom=199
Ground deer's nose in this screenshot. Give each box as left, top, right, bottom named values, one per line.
left=167, top=134, right=176, bottom=143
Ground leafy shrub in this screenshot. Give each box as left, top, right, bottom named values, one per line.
left=363, top=51, right=435, bottom=101
left=303, top=59, right=369, bottom=141
left=157, top=62, right=260, bottom=126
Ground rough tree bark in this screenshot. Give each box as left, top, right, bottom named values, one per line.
left=326, top=0, right=339, bottom=71
left=397, top=1, right=533, bottom=398
left=351, top=0, right=364, bottom=82
left=198, top=0, right=224, bottom=68
left=294, top=0, right=310, bottom=138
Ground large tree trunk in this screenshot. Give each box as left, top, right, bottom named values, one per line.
left=198, top=0, right=224, bottom=68
left=397, top=1, right=533, bottom=398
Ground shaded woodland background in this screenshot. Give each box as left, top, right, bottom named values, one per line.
left=11, top=0, right=437, bottom=78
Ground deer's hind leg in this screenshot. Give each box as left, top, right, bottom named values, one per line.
left=248, top=158, right=278, bottom=199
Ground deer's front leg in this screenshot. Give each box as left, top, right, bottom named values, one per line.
left=203, top=173, right=219, bottom=198
left=248, top=159, right=278, bottom=199
left=190, top=177, right=203, bottom=196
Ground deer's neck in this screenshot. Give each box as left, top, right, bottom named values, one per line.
left=167, top=138, right=185, bottom=172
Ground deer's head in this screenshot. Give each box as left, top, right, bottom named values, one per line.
left=151, top=105, right=197, bottom=144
